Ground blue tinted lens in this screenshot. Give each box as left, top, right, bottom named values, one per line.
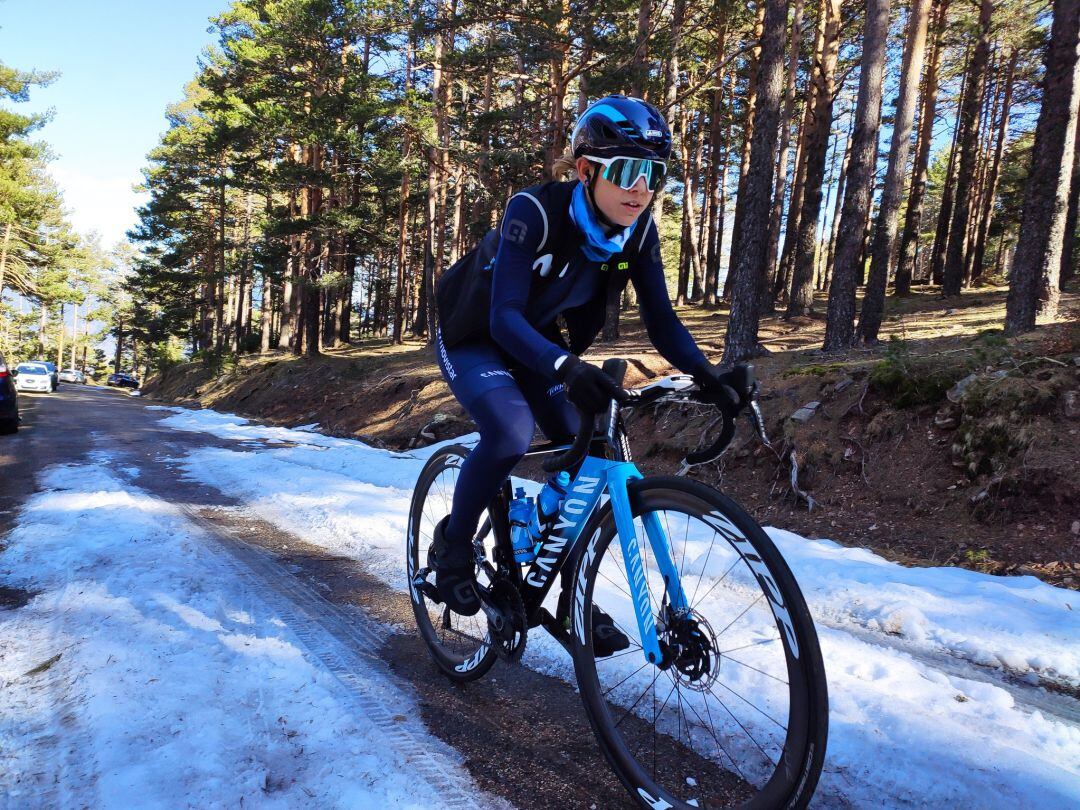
left=602, top=159, right=666, bottom=190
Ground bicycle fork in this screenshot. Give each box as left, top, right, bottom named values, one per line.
left=599, top=464, right=689, bottom=667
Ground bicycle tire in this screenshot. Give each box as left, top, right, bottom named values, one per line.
left=407, top=444, right=499, bottom=682
left=570, top=476, right=828, bottom=809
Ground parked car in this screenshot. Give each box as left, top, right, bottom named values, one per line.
left=13, top=363, right=53, bottom=394
left=59, top=369, right=87, bottom=384
left=29, top=360, right=59, bottom=391
left=0, top=353, right=18, bottom=434
left=107, top=372, right=139, bottom=389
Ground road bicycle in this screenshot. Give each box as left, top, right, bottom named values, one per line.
left=407, top=359, right=828, bottom=809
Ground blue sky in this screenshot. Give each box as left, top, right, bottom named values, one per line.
left=1, top=0, right=225, bottom=247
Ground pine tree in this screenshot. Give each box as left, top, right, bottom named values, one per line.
left=823, top=0, right=891, bottom=350
left=1005, top=0, right=1080, bottom=332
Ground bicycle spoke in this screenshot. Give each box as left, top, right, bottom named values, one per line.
left=723, top=655, right=789, bottom=686
left=701, top=680, right=747, bottom=780
left=710, top=677, right=787, bottom=732
left=672, top=672, right=750, bottom=783
left=630, top=678, right=676, bottom=763
left=702, top=686, right=780, bottom=769
left=691, top=554, right=742, bottom=611
left=597, top=567, right=633, bottom=601
left=715, top=593, right=765, bottom=639
left=614, top=668, right=665, bottom=729
left=719, top=636, right=781, bottom=656
left=602, top=661, right=651, bottom=698
left=595, top=647, right=645, bottom=665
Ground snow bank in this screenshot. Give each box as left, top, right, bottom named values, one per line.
left=157, top=405, right=1080, bottom=808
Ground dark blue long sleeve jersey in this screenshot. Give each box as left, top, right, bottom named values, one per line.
left=486, top=184, right=709, bottom=378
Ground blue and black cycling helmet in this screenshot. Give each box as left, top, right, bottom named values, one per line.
left=571, top=95, right=672, bottom=162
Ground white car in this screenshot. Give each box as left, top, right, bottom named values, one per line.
left=58, top=369, right=87, bottom=384
left=13, top=363, right=53, bottom=393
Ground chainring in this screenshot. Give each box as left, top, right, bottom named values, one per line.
left=486, top=577, right=527, bottom=661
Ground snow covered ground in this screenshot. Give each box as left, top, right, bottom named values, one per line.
left=149, top=405, right=1080, bottom=808
left=0, top=455, right=493, bottom=808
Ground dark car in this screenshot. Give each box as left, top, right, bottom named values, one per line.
left=0, top=353, right=19, bottom=434
left=107, top=372, right=139, bottom=389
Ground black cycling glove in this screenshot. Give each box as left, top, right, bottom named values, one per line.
left=692, top=363, right=750, bottom=415
left=555, top=355, right=628, bottom=413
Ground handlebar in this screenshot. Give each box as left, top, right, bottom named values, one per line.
left=541, top=361, right=770, bottom=473
left=542, top=358, right=628, bottom=474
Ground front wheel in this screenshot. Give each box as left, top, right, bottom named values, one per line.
left=570, top=477, right=828, bottom=809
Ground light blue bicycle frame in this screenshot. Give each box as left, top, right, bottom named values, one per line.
left=528, top=454, right=689, bottom=665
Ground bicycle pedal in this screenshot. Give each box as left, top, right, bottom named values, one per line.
left=412, top=571, right=442, bottom=604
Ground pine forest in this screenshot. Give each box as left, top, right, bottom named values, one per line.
left=2, top=0, right=1078, bottom=373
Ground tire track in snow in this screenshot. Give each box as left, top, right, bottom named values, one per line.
left=175, top=504, right=499, bottom=810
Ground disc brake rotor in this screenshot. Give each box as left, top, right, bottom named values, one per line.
left=663, top=610, right=721, bottom=693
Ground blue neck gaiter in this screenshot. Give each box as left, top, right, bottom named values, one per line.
left=570, top=182, right=637, bottom=262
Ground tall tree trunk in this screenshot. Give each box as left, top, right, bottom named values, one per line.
left=970, top=48, right=1017, bottom=282
left=0, top=222, right=11, bottom=301
left=57, top=303, right=64, bottom=370
left=942, top=0, right=993, bottom=297
left=259, top=272, right=273, bottom=353
left=786, top=0, right=843, bottom=318
left=762, top=0, right=805, bottom=313
left=717, top=71, right=737, bottom=298
left=895, top=0, right=950, bottom=296
left=703, top=30, right=729, bottom=308
left=690, top=106, right=707, bottom=300
left=824, top=111, right=854, bottom=291
left=724, top=1, right=767, bottom=299
left=278, top=253, right=297, bottom=351
left=339, top=235, right=356, bottom=343
left=631, top=0, right=651, bottom=98
left=964, top=45, right=1001, bottom=285
left=473, top=30, right=495, bottom=236
left=545, top=0, right=571, bottom=179
left=417, top=0, right=450, bottom=340
left=1059, top=104, right=1080, bottom=286
left=114, top=314, right=123, bottom=374
left=216, top=162, right=228, bottom=353
left=774, top=93, right=813, bottom=302
left=823, top=0, right=891, bottom=350
left=303, top=145, right=324, bottom=358
left=722, top=0, right=787, bottom=362
left=929, top=46, right=971, bottom=286
left=71, top=304, right=78, bottom=371
left=677, top=93, right=696, bottom=305
left=234, top=190, right=252, bottom=352
left=394, top=38, right=413, bottom=344
left=857, top=0, right=933, bottom=342
left=1005, top=0, right=1080, bottom=332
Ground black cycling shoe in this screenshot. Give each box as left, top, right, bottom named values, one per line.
left=429, top=517, right=482, bottom=617
left=591, top=605, right=630, bottom=657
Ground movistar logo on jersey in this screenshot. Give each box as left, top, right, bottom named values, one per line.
left=618, top=261, right=629, bottom=271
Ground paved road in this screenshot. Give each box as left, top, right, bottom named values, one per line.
left=0, top=385, right=641, bottom=809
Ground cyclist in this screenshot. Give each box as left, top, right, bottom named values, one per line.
left=431, top=95, right=742, bottom=641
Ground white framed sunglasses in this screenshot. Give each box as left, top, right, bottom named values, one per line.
left=587, top=155, right=668, bottom=191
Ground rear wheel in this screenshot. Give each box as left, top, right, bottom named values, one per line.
left=571, top=477, right=828, bottom=809
left=407, top=444, right=499, bottom=682
left=0, top=419, right=17, bottom=435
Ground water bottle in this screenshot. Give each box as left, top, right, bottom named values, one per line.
left=508, top=488, right=537, bottom=564
left=528, top=471, right=571, bottom=543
